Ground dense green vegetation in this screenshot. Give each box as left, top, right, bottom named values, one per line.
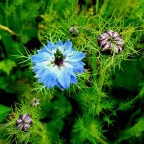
left=0, top=0, right=144, bottom=143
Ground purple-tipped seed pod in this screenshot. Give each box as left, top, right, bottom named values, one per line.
left=16, top=113, right=32, bottom=132
left=98, top=30, right=124, bottom=53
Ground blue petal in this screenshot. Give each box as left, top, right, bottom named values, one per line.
left=70, top=74, right=77, bottom=84
left=32, top=62, right=46, bottom=72
left=35, top=68, right=45, bottom=78
left=67, top=68, right=77, bottom=83
left=47, top=42, right=56, bottom=50
left=56, top=82, right=64, bottom=89
left=57, top=40, right=63, bottom=46
left=69, top=52, right=85, bottom=62
left=38, top=68, right=50, bottom=83
left=72, top=61, right=85, bottom=67
left=43, top=69, right=57, bottom=88
left=64, top=40, right=72, bottom=51
left=71, top=61, right=85, bottom=73
left=73, top=66, right=85, bottom=73
left=31, top=52, right=51, bottom=63
left=38, top=45, right=53, bottom=54
left=57, top=68, right=71, bottom=89
left=37, top=48, right=47, bottom=54
left=35, top=66, right=57, bottom=88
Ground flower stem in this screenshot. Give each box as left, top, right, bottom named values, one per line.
left=95, top=135, right=109, bottom=144
left=0, top=24, right=17, bottom=36
left=95, top=65, right=107, bottom=115
left=98, top=66, right=107, bottom=91
left=96, top=0, right=99, bottom=14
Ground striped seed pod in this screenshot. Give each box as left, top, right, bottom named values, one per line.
left=98, top=30, right=124, bottom=53
left=31, top=98, right=40, bottom=107
left=16, top=113, right=32, bottom=132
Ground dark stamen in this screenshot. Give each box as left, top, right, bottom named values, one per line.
left=54, top=49, right=64, bottom=66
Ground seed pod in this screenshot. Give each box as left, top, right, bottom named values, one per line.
left=69, top=26, right=79, bottom=36
left=16, top=113, right=32, bottom=132
left=98, top=30, right=124, bottom=53
left=31, top=98, right=40, bottom=107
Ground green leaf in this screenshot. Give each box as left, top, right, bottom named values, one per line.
left=0, top=104, right=11, bottom=123
left=0, top=59, right=16, bottom=75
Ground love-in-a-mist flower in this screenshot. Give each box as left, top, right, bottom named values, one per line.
left=16, top=113, right=32, bottom=132
left=31, top=40, right=85, bottom=89
left=98, top=30, right=124, bottom=53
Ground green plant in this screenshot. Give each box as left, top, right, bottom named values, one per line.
left=0, top=0, right=144, bottom=144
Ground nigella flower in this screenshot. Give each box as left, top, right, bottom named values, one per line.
left=31, top=98, right=40, bottom=107
left=98, top=30, right=124, bottom=53
left=16, top=114, right=32, bottom=132
left=31, top=40, right=85, bottom=89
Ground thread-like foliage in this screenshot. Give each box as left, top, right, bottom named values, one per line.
left=0, top=0, right=144, bottom=144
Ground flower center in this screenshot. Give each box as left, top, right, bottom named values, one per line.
left=54, top=49, right=64, bottom=66
left=108, top=36, right=118, bottom=45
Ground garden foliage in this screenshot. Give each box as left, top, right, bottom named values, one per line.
left=0, top=0, right=144, bottom=144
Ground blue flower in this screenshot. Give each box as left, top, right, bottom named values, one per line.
left=31, top=40, right=85, bottom=89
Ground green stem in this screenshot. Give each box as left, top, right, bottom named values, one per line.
left=0, top=24, right=17, bottom=36
left=91, top=49, right=97, bottom=83
left=95, top=66, right=107, bottom=115
left=98, top=67, right=107, bottom=91
left=94, top=65, right=110, bottom=144
left=96, top=0, right=99, bottom=14
left=95, top=135, right=109, bottom=144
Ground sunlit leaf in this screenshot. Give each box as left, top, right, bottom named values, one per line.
left=0, top=59, right=16, bottom=75
left=0, top=104, right=11, bottom=123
